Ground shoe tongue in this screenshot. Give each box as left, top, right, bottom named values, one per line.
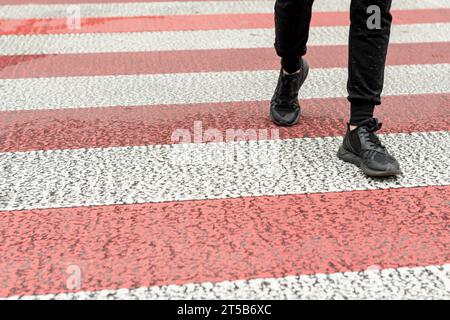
left=282, top=73, right=299, bottom=84
left=280, top=72, right=300, bottom=96
left=359, top=118, right=381, bottom=132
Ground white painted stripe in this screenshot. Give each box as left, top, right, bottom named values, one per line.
left=1, top=1, right=274, bottom=19
left=0, top=64, right=448, bottom=111
left=1, top=23, right=449, bottom=55
left=4, top=264, right=450, bottom=300
left=1, top=131, right=449, bottom=211
left=1, top=0, right=449, bottom=19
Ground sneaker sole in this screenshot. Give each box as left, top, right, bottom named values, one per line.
left=337, top=146, right=402, bottom=177
left=269, top=108, right=300, bottom=127
left=270, top=58, right=310, bottom=127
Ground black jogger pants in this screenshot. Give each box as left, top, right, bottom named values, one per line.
left=274, top=0, right=393, bottom=122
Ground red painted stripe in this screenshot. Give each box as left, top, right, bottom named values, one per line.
left=1, top=185, right=448, bottom=297
left=1, top=42, right=449, bottom=79
left=1, top=10, right=449, bottom=35
left=1, top=93, right=449, bottom=153
left=0, top=14, right=272, bottom=36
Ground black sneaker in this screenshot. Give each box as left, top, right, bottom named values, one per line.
left=269, top=58, right=309, bottom=126
left=337, top=118, right=402, bottom=177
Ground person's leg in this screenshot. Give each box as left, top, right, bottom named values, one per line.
left=338, top=0, right=401, bottom=177
left=270, top=0, right=314, bottom=126
left=275, top=0, right=314, bottom=73
left=347, top=0, right=392, bottom=125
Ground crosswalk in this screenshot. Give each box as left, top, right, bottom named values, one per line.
left=0, top=0, right=449, bottom=299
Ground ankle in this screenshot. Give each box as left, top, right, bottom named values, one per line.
left=281, top=56, right=301, bottom=75
left=350, top=104, right=375, bottom=124
left=282, top=68, right=301, bottom=75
